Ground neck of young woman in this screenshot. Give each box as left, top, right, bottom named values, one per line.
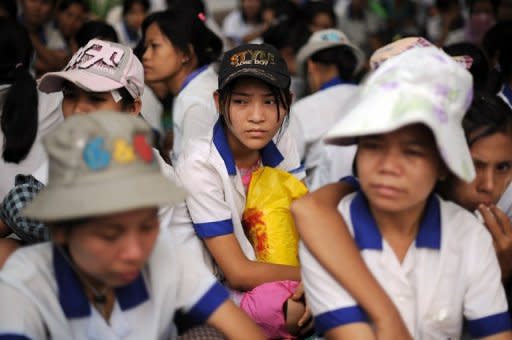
left=227, top=133, right=260, bottom=168
left=369, top=200, right=427, bottom=262
left=167, top=62, right=198, bottom=96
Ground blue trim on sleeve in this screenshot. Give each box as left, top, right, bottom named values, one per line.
left=0, top=334, right=32, bottom=340
left=289, top=165, right=305, bottom=174
left=186, top=282, right=229, bottom=324
left=338, top=176, right=360, bottom=189
left=315, top=305, right=369, bottom=335
left=468, top=311, right=512, bottom=338
left=193, top=219, right=234, bottom=238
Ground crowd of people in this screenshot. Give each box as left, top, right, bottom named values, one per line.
left=1, top=0, right=512, bottom=339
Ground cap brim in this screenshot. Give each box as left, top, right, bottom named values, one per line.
left=38, top=70, right=123, bottom=94
left=23, top=172, right=187, bottom=221
left=325, top=97, right=475, bottom=183
left=220, top=68, right=290, bottom=90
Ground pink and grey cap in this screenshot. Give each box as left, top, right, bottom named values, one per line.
left=38, top=39, right=144, bottom=100
left=325, top=47, right=476, bottom=183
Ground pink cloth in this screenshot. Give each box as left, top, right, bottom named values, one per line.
left=240, top=280, right=300, bottom=339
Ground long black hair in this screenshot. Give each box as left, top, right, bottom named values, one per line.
left=142, top=8, right=222, bottom=68
left=0, top=18, right=38, bottom=164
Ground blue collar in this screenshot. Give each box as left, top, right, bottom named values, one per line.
left=53, top=246, right=150, bottom=319
left=502, top=84, right=512, bottom=106
left=180, top=65, right=209, bottom=92
left=122, top=21, right=139, bottom=44
left=320, top=76, right=347, bottom=91
left=212, top=119, right=284, bottom=175
left=350, top=191, right=441, bottom=250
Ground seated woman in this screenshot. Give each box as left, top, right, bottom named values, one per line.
left=0, top=112, right=265, bottom=339
left=297, top=47, right=512, bottom=339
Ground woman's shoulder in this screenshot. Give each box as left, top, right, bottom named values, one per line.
left=0, top=243, right=54, bottom=286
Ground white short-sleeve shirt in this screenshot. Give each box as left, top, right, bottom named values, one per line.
left=174, top=120, right=305, bottom=263
left=0, top=228, right=229, bottom=339
left=300, top=191, right=512, bottom=338
left=221, top=10, right=263, bottom=46
left=171, top=64, right=219, bottom=162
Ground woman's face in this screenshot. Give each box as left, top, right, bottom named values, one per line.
left=61, top=82, right=128, bottom=118
left=242, top=0, right=262, bottom=21
left=124, top=2, right=147, bottom=32
left=57, top=3, right=86, bottom=39
left=449, top=131, right=512, bottom=211
left=22, top=0, right=54, bottom=27
left=217, top=78, right=287, bottom=155
left=357, top=124, right=445, bottom=215
left=56, top=207, right=159, bottom=287
left=142, top=23, right=187, bottom=89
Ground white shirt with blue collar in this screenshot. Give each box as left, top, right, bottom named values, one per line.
left=174, top=119, right=305, bottom=265
left=0, top=228, right=229, bottom=340
left=300, top=191, right=512, bottom=339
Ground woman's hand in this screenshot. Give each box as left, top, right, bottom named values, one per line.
left=290, top=282, right=314, bottom=336
left=478, top=204, right=512, bottom=281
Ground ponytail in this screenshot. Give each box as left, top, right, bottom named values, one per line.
left=0, top=18, right=38, bottom=164
left=1, top=65, right=38, bottom=163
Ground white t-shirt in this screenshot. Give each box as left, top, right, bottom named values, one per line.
left=301, top=192, right=511, bottom=338
left=171, top=65, right=218, bottom=162
left=222, top=10, right=263, bottom=47
left=0, top=90, right=63, bottom=200
left=289, top=82, right=359, bottom=186
left=309, top=144, right=357, bottom=190
left=0, top=228, right=229, bottom=339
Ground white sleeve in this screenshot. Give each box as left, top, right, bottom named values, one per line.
left=181, top=102, right=217, bottom=146
left=222, top=11, right=243, bottom=43
left=276, top=127, right=306, bottom=180
left=299, top=241, right=369, bottom=336
left=464, top=226, right=512, bottom=338
left=0, top=283, right=48, bottom=339
left=175, top=152, right=234, bottom=238
left=175, top=246, right=229, bottom=324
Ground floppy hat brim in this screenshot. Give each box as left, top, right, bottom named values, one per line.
left=296, top=41, right=365, bottom=76
left=324, top=97, right=475, bottom=183
left=38, top=70, right=123, bottom=94
left=22, top=171, right=186, bottom=221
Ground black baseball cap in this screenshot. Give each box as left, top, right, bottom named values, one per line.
left=218, top=43, right=291, bottom=90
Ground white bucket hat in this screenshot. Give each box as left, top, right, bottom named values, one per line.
left=296, top=29, right=365, bottom=76
left=23, top=112, right=186, bottom=221
left=324, top=47, right=476, bottom=183
left=38, top=39, right=144, bottom=99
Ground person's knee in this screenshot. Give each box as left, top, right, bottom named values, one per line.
left=0, top=238, right=21, bottom=268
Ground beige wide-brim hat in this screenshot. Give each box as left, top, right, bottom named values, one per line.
left=23, top=112, right=186, bottom=221
left=325, top=47, right=476, bottom=183
left=296, top=29, right=365, bottom=76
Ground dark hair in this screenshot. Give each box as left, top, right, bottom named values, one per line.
left=482, top=20, right=512, bottom=91
left=310, top=45, right=358, bottom=81
left=302, top=1, right=337, bottom=28
left=443, top=42, right=489, bottom=91
left=0, top=18, right=38, bottom=164
left=142, top=8, right=222, bottom=67
left=75, top=20, right=119, bottom=47
left=122, top=0, right=149, bottom=16
left=58, top=0, right=89, bottom=13
left=0, top=0, right=17, bottom=18
left=166, top=0, right=205, bottom=14
left=463, top=91, right=512, bottom=145
left=468, top=0, right=498, bottom=14
left=240, top=0, right=263, bottom=23
left=216, top=77, right=292, bottom=142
